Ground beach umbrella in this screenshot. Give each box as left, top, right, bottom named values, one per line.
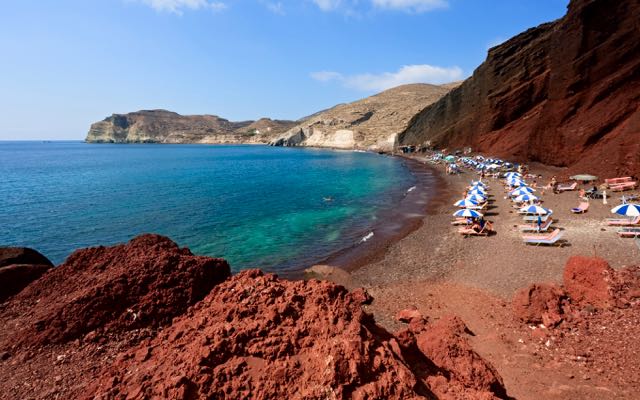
left=453, top=209, right=483, bottom=218
left=454, top=199, right=479, bottom=207
left=471, top=181, right=487, bottom=187
left=507, top=179, right=527, bottom=187
left=505, top=172, right=521, bottom=179
left=611, top=203, right=640, bottom=217
left=444, top=155, right=456, bottom=162
left=570, top=174, right=598, bottom=182
left=466, top=194, right=487, bottom=203
left=510, top=187, right=535, bottom=196
left=520, top=205, right=549, bottom=215
left=468, top=188, right=487, bottom=195
left=487, top=163, right=501, bottom=169
left=515, top=194, right=539, bottom=203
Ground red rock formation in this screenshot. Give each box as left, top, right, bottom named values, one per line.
left=401, top=0, right=640, bottom=178
left=91, top=270, right=508, bottom=400
left=0, top=234, right=230, bottom=349
left=512, top=283, right=567, bottom=327
left=563, top=256, right=615, bottom=309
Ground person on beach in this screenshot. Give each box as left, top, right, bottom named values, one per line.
left=536, top=215, right=542, bottom=232
left=550, top=176, right=558, bottom=194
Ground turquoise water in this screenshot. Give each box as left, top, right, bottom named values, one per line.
left=0, top=142, right=415, bottom=273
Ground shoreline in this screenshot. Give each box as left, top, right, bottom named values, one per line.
left=305, top=155, right=450, bottom=276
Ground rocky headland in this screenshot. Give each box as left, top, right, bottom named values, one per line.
left=400, top=0, right=640, bottom=178
left=85, top=110, right=296, bottom=144
left=270, top=83, right=455, bottom=151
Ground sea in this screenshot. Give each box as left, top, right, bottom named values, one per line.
left=0, top=142, right=416, bottom=273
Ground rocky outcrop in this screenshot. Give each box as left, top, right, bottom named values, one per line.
left=401, top=0, right=640, bottom=178
left=512, top=256, right=640, bottom=326
left=0, top=234, right=230, bottom=349
left=86, top=110, right=296, bottom=144
left=92, top=269, right=507, bottom=400
left=271, top=84, right=455, bottom=151
left=0, top=236, right=510, bottom=400
left=0, top=247, right=53, bottom=302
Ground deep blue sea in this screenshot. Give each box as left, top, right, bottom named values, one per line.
left=0, top=142, right=415, bottom=273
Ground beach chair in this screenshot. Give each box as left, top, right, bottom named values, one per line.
left=571, top=202, right=589, bottom=214
left=617, top=227, right=640, bottom=238
left=451, top=218, right=472, bottom=226
left=606, top=216, right=640, bottom=226
left=523, top=229, right=564, bottom=246
left=556, top=182, right=577, bottom=192
left=605, top=177, right=633, bottom=186
left=610, top=181, right=638, bottom=192
left=519, top=218, right=553, bottom=233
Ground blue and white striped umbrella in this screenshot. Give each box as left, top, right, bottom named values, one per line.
left=611, top=203, right=640, bottom=217
left=454, top=199, right=479, bottom=207
left=515, top=194, right=539, bottom=203
left=510, top=187, right=535, bottom=196
left=505, top=172, right=521, bottom=178
left=471, top=181, right=487, bottom=188
left=519, top=205, right=549, bottom=215
left=507, top=180, right=527, bottom=187
left=466, top=194, right=487, bottom=203
left=453, top=209, right=483, bottom=218
left=468, top=188, right=487, bottom=195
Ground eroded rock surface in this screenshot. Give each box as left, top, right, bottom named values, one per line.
left=0, top=234, right=230, bottom=349
left=401, top=0, right=640, bottom=178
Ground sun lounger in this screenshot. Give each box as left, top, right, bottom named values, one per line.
left=523, top=229, right=564, bottom=246
left=571, top=202, right=589, bottom=214
left=618, top=227, right=640, bottom=238
left=451, top=218, right=472, bottom=226
left=520, top=218, right=553, bottom=232
left=606, top=216, right=640, bottom=226
left=605, top=177, right=633, bottom=186
left=556, top=182, right=577, bottom=192
left=609, top=181, right=637, bottom=192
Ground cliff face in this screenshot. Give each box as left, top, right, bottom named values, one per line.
left=86, top=110, right=296, bottom=144
left=401, top=0, right=640, bottom=177
left=271, top=83, right=455, bottom=151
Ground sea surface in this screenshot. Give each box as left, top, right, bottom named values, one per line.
left=0, top=142, right=416, bottom=273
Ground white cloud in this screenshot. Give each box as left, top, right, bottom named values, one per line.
left=310, top=71, right=344, bottom=82
left=311, top=64, right=463, bottom=91
left=312, top=0, right=447, bottom=13
left=371, top=0, right=447, bottom=12
left=313, top=0, right=343, bottom=11
left=264, top=1, right=285, bottom=14
left=135, top=0, right=226, bottom=14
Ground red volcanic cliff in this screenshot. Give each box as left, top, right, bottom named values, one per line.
left=400, top=0, right=640, bottom=178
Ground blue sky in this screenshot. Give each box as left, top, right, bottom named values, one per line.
left=0, top=0, right=568, bottom=139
